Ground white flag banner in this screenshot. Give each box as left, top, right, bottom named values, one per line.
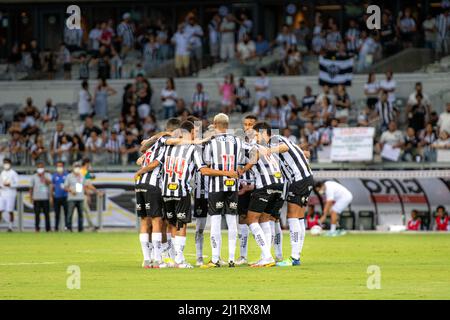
left=331, top=127, right=375, bottom=161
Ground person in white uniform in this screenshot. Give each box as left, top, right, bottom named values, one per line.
left=314, top=180, right=353, bottom=235
left=0, top=158, right=19, bottom=232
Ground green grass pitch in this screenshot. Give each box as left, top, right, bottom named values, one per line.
left=1, top=232, right=449, bottom=300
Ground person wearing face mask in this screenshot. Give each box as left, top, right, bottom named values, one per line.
left=52, top=161, right=69, bottom=231
left=64, top=163, right=86, bottom=232
left=30, top=162, right=53, bottom=232
left=314, top=180, right=353, bottom=236
left=0, top=158, right=19, bottom=232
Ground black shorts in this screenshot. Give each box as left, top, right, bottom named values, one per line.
left=135, top=185, right=163, bottom=218
left=367, top=97, right=378, bottom=110
left=163, top=196, right=192, bottom=227
left=286, top=176, right=314, bottom=207
left=208, top=191, right=238, bottom=216
left=248, top=184, right=284, bottom=216
left=238, top=190, right=252, bottom=218
left=193, top=197, right=208, bottom=218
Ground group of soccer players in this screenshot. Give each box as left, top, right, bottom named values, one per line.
left=133, top=112, right=313, bottom=268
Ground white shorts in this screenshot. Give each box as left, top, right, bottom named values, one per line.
left=0, top=194, right=17, bottom=213
left=332, top=194, right=353, bottom=214
left=220, top=43, right=235, bottom=60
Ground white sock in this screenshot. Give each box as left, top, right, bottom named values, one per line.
left=238, top=223, right=249, bottom=259
left=270, top=220, right=275, bottom=246
left=330, top=224, right=336, bottom=232
left=299, top=218, right=306, bottom=256
left=139, top=233, right=150, bottom=261
left=195, top=217, right=207, bottom=259
left=161, top=242, right=169, bottom=259
left=287, top=218, right=301, bottom=260
left=274, top=220, right=283, bottom=259
left=249, top=223, right=272, bottom=259
left=8, top=221, right=13, bottom=229
left=210, top=215, right=222, bottom=263
left=260, top=221, right=272, bottom=256
left=174, top=236, right=187, bottom=264
left=152, top=232, right=162, bottom=263
left=225, top=214, right=237, bottom=262
left=167, top=234, right=176, bottom=259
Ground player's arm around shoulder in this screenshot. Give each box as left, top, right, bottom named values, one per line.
left=134, top=159, right=161, bottom=180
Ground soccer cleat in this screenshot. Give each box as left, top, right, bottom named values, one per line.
left=276, top=257, right=301, bottom=267
left=163, top=257, right=176, bottom=268
left=142, top=260, right=152, bottom=269
left=250, top=257, right=276, bottom=268
left=337, top=229, right=347, bottom=236
left=218, top=258, right=227, bottom=266
left=156, top=261, right=168, bottom=269
left=275, top=256, right=284, bottom=263
left=195, top=257, right=204, bottom=267
left=228, top=261, right=235, bottom=268
left=235, top=256, right=248, bottom=266
left=177, top=262, right=194, bottom=269
left=200, top=260, right=221, bottom=269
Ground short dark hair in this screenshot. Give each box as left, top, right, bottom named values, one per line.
left=3, top=158, right=11, bottom=164
left=244, top=114, right=257, bottom=121
left=186, top=115, right=200, bottom=123
left=56, top=161, right=65, bottom=166
left=180, top=120, right=195, bottom=133
left=436, top=205, right=446, bottom=212
left=166, top=118, right=181, bottom=131
left=314, top=181, right=324, bottom=190
left=82, top=158, right=91, bottom=165
left=253, top=121, right=272, bottom=136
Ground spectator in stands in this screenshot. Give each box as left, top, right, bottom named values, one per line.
left=64, top=24, right=83, bottom=52
left=20, top=42, right=32, bottom=73
left=356, top=31, right=377, bottom=72
left=22, top=98, right=40, bottom=136
left=58, top=42, right=72, bottom=80
left=30, top=162, right=52, bottom=232
left=293, top=20, right=310, bottom=51
left=142, top=115, right=159, bottom=138
left=435, top=8, right=450, bottom=59
left=437, top=103, right=450, bottom=134
left=312, top=29, right=326, bottom=55
left=255, top=34, right=270, bottom=57
left=71, top=134, right=85, bottom=163
left=80, top=116, right=102, bottom=141
left=276, top=24, right=297, bottom=48
left=364, top=72, right=380, bottom=110
left=376, top=121, right=404, bottom=161
left=402, top=127, right=420, bottom=162
left=380, top=12, right=398, bottom=56
left=110, top=47, right=123, bottom=79
left=236, top=33, right=256, bottom=63
left=375, top=90, right=399, bottom=132
left=85, top=131, right=104, bottom=165
left=434, top=205, right=449, bottom=231
left=95, top=46, right=111, bottom=79
left=316, top=85, right=335, bottom=107
left=282, top=127, right=297, bottom=144
left=419, top=123, right=438, bottom=162
left=407, top=93, right=431, bottom=133
left=301, top=86, right=316, bottom=120
left=286, top=109, right=303, bottom=138
left=422, top=14, right=437, bottom=49
left=185, top=15, right=204, bottom=73
left=218, top=73, right=235, bottom=114
left=266, top=96, right=283, bottom=129
left=191, top=82, right=209, bottom=119
left=220, top=13, right=237, bottom=62
left=345, top=19, right=360, bottom=56
left=7, top=44, right=22, bottom=79
left=64, top=162, right=86, bottom=232
left=172, top=24, right=190, bottom=77
left=56, top=134, right=73, bottom=166
left=52, top=161, right=69, bottom=231
left=325, top=22, right=342, bottom=53
left=407, top=82, right=431, bottom=107
left=143, top=33, right=160, bottom=75
left=407, top=210, right=421, bottom=230
left=208, top=14, right=221, bottom=63
left=41, top=99, right=58, bottom=123
left=93, top=78, right=117, bottom=119
left=123, top=105, right=140, bottom=126
left=105, top=130, right=123, bottom=165
left=76, top=54, right=90, bottom=80
left=254, top=68, right=270, bottom=103
left=49, top=122, right=64, bottom=164
left=431, top=130, right=450, bottom=154
left=234, top=78, right=251, bottom=114
left=280, top=95, right=293, bottom=128
left=99, top=21, right=113, bottom=49
left=30, top=134, right=48, bottom=165
left=334, top=85, right=351, bottom=123
left=252, top=97, right=269, bottom=121
left=379, top=70, right=397, bottom=105
left=398, top=8, right=417, bottom=48
left=156, top=19, right=171, bottom=61
left=237, top=12, right=253, bottom=41
left=88, top=22, right=102, bottom=56
left=121, top=131, right=140, bottom=165
left=78, top=80, right=93, bottom=121
left=283, top=46, right=302, bottom=75
left=29, top=39, right=41, bottom=72
left=161, top=78, right=178, bottom=119
left=117, top=13, right=135, bottom=58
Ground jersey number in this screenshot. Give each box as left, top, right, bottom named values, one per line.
left=222, top=154, right=235, bottom=171
left=165, top=156, right=186, bottom=179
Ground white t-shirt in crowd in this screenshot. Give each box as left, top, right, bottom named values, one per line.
left=161, top=89, right=177, bottom=107
left=438, top=111, right=450, bottom=134
left=237, top=41, right=255, bottom=60
left=184, top=24, right=203, bottom=48
left=78, top=89, right=92, bottom=116
left=324, top=181, right=352, bottom=202
left=380, top=130, right=404, bottom=146
left=407, top=91, right=430, bottom=106
left=220, top=18, right=236, bottom=44
left=364, top=82, right=380, bottom=97
left=254, top=76, right=270, bottom=101
left=89, top=28, right=102, bottom=50
left=172, top=32, right=190, bottom=56
left=137, top=104, right=151, bottom=119
left=379, top=79, right=397, bottom=104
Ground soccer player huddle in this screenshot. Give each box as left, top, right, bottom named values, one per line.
left=134, top=112, right=313, bottom=269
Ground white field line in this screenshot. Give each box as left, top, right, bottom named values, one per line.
left=0, top=262, right=61, bottom=266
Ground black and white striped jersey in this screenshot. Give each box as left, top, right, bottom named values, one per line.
left=156, top=144, right=205, bottom=197
left=194, top=171, right=209, bottom=199
left=203, top=133, right=245, bottom=193
left=240, top=141, right=255, bottom=187
left=269, top=135, right=313, bottom=183
left=136, top=135, right=168, bottom=187
left=248, top=144, right=284, bottom=189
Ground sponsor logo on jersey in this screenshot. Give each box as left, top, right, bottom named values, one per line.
left=224, top=179, right=236, bottom=187
left=258, top=198, right=269, bottom=202
left=168, top=183, right=179, bottom=190
left=274, top=172, right=282, bottom=179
